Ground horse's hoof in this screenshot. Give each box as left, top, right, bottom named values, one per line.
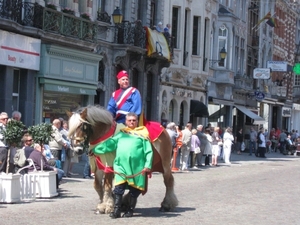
left=95, top=209, right=105, bottom=214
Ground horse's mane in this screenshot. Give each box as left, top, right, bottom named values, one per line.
left=68, top=105, right=113, bottom=138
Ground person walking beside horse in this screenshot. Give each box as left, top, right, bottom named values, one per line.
left=92, top=112, right=153, bottom=218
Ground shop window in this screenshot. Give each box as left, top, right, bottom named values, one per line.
left=43, top=91, right=83, bottom=122
left=12, top=69, right=20, bottom=112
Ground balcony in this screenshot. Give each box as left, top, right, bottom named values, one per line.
left=234, top=74, right=254, bottom=91
left=113, top=20, right=146, bottom=49
left=214, top=70, right=234, bottom=85
left=0, top=1, right=97, bottom=42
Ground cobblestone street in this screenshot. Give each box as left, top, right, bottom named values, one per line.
left=1, top=152, right=300, bottom=225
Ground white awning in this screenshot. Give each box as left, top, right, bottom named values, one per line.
left=235, top=105, right=265, bottom=124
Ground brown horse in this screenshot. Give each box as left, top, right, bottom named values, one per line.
left=67, top=105, right=178, bottom=214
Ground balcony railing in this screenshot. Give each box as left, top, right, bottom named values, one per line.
left=0, top=1, right=97, bottom=42
left=97, top=11, right=111, bottom=23
left=114, top=20, right=146, bottom=48
left=234, top=74, right=254, bottom=91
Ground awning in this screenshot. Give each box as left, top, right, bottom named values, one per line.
left=208, top=106, right=226, bottom=121
left=40, top=78, right=97, bottom=95
left=190, top=100, right=209, bottom=117
left=235, top=105, right=265, bottom=124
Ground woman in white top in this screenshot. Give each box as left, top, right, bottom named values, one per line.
left=223, top=127, right=234, bottom=164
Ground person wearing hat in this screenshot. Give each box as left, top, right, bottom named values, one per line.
left=107, top=70, right=142, bottom=124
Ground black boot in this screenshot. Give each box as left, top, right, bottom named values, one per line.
left=123, top=197, right=137, bottom=217
left=110, top=194, right=122, bottom=219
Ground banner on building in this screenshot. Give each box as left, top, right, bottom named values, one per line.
left=0, top=30, right=41, bottom=70
left=145, top=27, right=170, bottom=61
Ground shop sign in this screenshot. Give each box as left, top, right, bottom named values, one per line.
left=0, top=30, right=41, bottom=70
left=293, top=103, right=300, bottom=111
left=253, top=68, right=270, bottom=79
left=282, top=107, right=291, bottom=117
left=254, top=91, right=265, bottom=100
left=44, top=84, right=96, bottom=95
left=267, top=61, right=287, bottom=72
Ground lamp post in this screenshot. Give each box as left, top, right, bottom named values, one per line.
left=209, top=47, right=227, bottom=66
left=112, top=7, right=123, bottom=25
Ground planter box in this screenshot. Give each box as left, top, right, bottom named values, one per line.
left=29, top=171, right=58, bottom=198
left=0, top=173, right=21, bottom=203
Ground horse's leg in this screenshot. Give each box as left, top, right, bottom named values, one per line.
left=103, top=172, right=114, bottom=214
left=94, top=169, right=105, bottom=214
left=153, top=132, right=179, bottom=211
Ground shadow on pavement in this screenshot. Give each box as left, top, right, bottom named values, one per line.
left=134, top=206, right=195, bottom=218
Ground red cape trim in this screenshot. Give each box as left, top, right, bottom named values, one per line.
left=90, top=123, right=116, bottom=145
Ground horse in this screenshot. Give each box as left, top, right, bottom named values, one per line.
left=67, top=105, right=178, bottom=214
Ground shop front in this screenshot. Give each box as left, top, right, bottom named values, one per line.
left=0, top=30, right=41, bottom=126
left=36, top=44, right=102, bottom=123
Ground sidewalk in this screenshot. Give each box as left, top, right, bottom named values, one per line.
left=229, top=150, right=300, bottom=165
left=68, top=150, right=300, bottom=178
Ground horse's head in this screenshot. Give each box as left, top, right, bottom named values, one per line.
left=67, top=105, right=114, bottom=155
left=67, top=108, right=91, bottom=156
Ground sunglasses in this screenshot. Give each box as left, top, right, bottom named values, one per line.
left=26, top=139, right=33, bottom=142
left=127, top=119, right=136, bottom=122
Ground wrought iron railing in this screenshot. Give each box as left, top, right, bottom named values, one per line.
left=0, top=1, right=97, bottom=42
left=114, top=20, right=146, bottom=48
left=97, top=11, right=111, bottom=23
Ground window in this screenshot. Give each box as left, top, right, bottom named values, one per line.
left=150, top=0, right=156, bottom=27
left=120, top=0, right=126, bottom=18
left=234, top=35, right=239, bottom=73
left=59, top=0, right=67, bottom=8
left=172, top=7, right=179, bottom=49
left=192, top=16, right=200, bottom=55
left=169, top=101, right=174, bottom=122
left=295, top=74, right=300, bottom=86
left=12, top=69, right=20, bottom=112
left=240, top=38, right=245, bottom=74
left=203, top=18, right=209, bottom=71
left=218, top=25, right=227, bottom=67
left=98, top=0, right=105, bottom=12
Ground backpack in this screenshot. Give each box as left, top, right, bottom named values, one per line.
left=257, top=132, right=262, bottom=144
left=13, top=147, right=27, bottom=167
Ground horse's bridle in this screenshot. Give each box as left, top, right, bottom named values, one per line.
left=70, top=119, right=93, bottom=153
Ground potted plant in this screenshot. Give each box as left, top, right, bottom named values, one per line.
left=46, top=2, right=57, bottom=10
left=2, top=120, right=26, bottom=173
left=80, top=12, right=91, bottom=20
left=28, top=123, right=53, bottom=146
left=27, top=123, right=58, bottom=198
left=62, top=7, right=75, bottom=15
left=0, top=120, right=26, bottom=203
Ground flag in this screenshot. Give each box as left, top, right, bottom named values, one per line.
left=266, top=17, right=277, bottom=28
left=256, top=12, right=271, bottom=26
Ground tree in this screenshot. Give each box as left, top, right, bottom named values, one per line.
left=28, top=123, right=53, bottom=146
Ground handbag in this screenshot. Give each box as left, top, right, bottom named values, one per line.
left=241, top=142, right=245, bottom=151
left=194, top=146, right=201, bottom=154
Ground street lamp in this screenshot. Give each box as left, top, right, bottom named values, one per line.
left=209, top=47, right=227, bottom=66
left=112, top=7, right=123, bottom=25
